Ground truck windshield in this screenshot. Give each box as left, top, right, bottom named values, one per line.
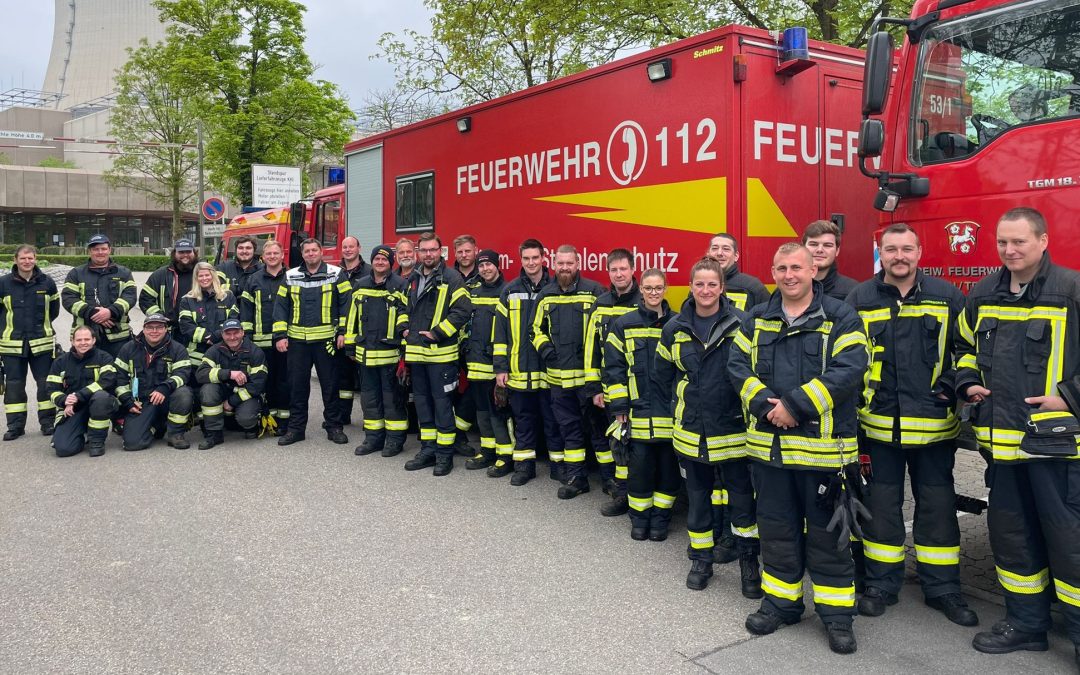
left=911, top=0, right=1080, bottom=164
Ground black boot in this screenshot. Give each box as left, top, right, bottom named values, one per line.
left=712, top=535, right=738, bottom=564
left=825, top=621, right=857, bottom=655
left=433, top=455, right=453, bottom=476
left=487, top=458, right=514, bottom=478
left=925, top=593, right=979, bottom=627
left=326, top=428, right=348, bottom=444
left=466, top=449, right=495, bottom=470
left=167, top=433, right=190, bottom=449
left=686, top=559, right=713, bottom=591
left=600, top=494, right=629, bottom=517
left=602, top=477, right=617, bottom=496
left=87, top=439, right=106, bottom=457
left=857, top=586, right=898, bottom=617
left=549, top=461, right=564, bottom=483
left=739, top=554, right=763, bottom=599
left=557, top=476, right=590, bottom=499
left=404, top=452, right=436, bottom=471
left=972, top=621, right=1048, bottom=654
left=454, top=434, right=475, bottom=457
left=277, top=431, right=305, bottom=446
left=41, top=422, right=54, bottom=436
left=3, top=428, right=24, bottom=441
left=510, top=460, right=536, bottom=486
left=199, top=431, right=223, bottom=450
left=745, top=609, right=800, bottom=635
left=381, top=440, right=404, bottom=457
left=355, top=439, right=381, bottom=456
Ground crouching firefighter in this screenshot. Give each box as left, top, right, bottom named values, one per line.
left=46, top=325, right=119, bottom=457
left=603, top=267, right=676, bottom=541
left=346, top=244, right=409, bottom=458
left=195, top=319, right=268, bottom=449
left=653, top=258, right=760, bottom=597
left=114, top=313, right=194, bottom=451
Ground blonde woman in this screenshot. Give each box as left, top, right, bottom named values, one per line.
left=178, top=262, right=239, bottom=361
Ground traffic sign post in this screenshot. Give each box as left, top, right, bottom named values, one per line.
left=202, top=197, right=225, bottom=222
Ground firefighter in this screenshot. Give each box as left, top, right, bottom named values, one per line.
left=239, top=239, right=289, bottom=434
left=46, top=325, right=119, bottom=457
left=139, top=238, right=198, bottom=338
left=803, top=220, right=859, bottom=301
left=217, top=235, right=261, bottom=294
left=493, top=238, right=565, bottom=485
left=956, top=208, right=1080, bottom=662
left=462, top=248, right=513, bottom=470
left=532, top=244, right=606, bottom=499
left=273, top=238, right=347, bottom=446
left=346, top=244, right=409, bottom=458
left=653, top=258, right=760, bottom=596
left=335, top=236, right=371, bottom=425
left=0, top=245, right=60, bottom=440
left=395, top=238, right=417, bottom=278
left=451, top=234, right=480, bottom=455
left=585, top=248, right=641, bottom=516
left=604, top=267, right=676, bottom=540
left=728, top=243, right=867, bottom=655
left=402, top=232, right=472, bottom=476
left=707, top=233, right=770, bottom=311
left=195, top=319, right=268, bottom=449
left=61, top=234, right=137, bottom=357
left=178, top=262, right=239, bottom=362
left=114, top=313, right=194, bottom=451
left=845, top=223, right=977, bottom=626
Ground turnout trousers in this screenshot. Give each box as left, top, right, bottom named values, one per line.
left=260, top=346, right=290, bottom=429
left=200, top=383, right=261, bottom=432
left=286, top=340, right=344, bottom=436
left=508, top=388, right=564, bottom=469
left=988, top=461, right=1080, bottom=642
left=2, top=351, right=55, bottom=433
left=335, top=349, right=358, bottom=425
left=627, top=440, right=679, bottom=531
left=753, top=462, right=856, bottom=624
left=861, top=439, right=961, bottom=598
left=470, top=379, right=513, bottom=461
left=121, top=386, right=194, bottom=450
left=550, top=384, right=613, bottom=483
left=454, top=378, right=476, bottom=435
left=411, top=361, right=458, bottom=460
left=681, top=457, right=758, bottom=561
left=52, top=391, right=118, bottom=457
left=358, top=363, right=407, bottom=451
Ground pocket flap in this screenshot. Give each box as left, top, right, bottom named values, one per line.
left=1026, top=319, right=1047, bottom=341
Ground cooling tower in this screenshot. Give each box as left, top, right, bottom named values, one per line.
left=41, top=0, right=168, bottom=109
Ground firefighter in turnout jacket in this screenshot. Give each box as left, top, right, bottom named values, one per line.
left=273, top=238, right=346, bottom=446
left=178, top=262, right=239, bottom=361
left=46, top=325, right=119, bottom=457
left=493, top=239, right=565, bottom=484
left=532, top=244, right=606, bottom=500
left=956, top=208, right=1080, bottom=661
left=709, top=233, right=770, bottom=311
left=216, top=235, right=261, bottom=294
left=139, top=239, right=198, bottom=337
left=114, top=314, right=194, bottom=451
left=402, top=233, right=472, bottom=476
left=603, top=268, right=675, bottom=539
left=1, top=245, right=60, bottom=440
left=334, top=236, right=370, bottom=424
left=728, top=243, right=867, bottom=655
left=462, top=249, right=513, bottom=470
left=653, top=258, right=760, bottom=597
left=61, top=234, right=137, bottom=357
left=240, top=239, right=289, bottom=434
left=345, top=245, right=409, bottom=458
left=195, top=319, right=268, bottom=449
left=584, top=248, right=641, bottom=515
left=845, top=224, right=977, bottom=627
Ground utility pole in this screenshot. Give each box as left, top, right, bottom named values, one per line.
left=197, top=120, right=205, bottom=253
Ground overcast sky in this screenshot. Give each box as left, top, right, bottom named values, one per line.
left=0, top=0, right=433, bottom=109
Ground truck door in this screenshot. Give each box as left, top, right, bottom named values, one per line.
left=346, top=145, right=384, bottom=255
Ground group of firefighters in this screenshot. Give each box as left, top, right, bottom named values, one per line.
left=1, top=206, right=1078, bottom=663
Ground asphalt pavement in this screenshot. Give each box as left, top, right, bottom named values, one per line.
left=0, top=271, right=1075, bottom=673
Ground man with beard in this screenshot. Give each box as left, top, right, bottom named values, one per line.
left=140, top=238, right=199, bottom=338
left=395, top=238, right=417, bottom=278
left=533, top=245, right=606, bottom=499
left=335, top=236, right=371, bottom=425
left=218, top=235, right=261, bottom=294
left=451, top=234, right=480, bottom=456
left=240, top=239, right=289, bottom=433
left=844, top=223, right=976, bottom=627
left=803, top=220, right=859, bottom=301
left=707, top=233, right=770, bottom=311
left=195, top=319, right=268, bottom=449
left=114, top=313, right=195, bottom=450
left=62, top=234, right=137, bottom=357
left=453, top=234, right=479, bottom=285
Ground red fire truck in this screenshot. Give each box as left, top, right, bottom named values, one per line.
left=252, top=24, right=873, bottom=302
left=858, top=0, right=1080, bottom=291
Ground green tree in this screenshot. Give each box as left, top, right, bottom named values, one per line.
left=154, top=0, right=355, bottom=205
left=0, top=152, right=11, bottom=165
left=38, top=157, right=78, bottom=169
left=105, top=39, right=200, bottom=237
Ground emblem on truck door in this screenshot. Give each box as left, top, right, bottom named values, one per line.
left=946, top=221, right=980, bottom=254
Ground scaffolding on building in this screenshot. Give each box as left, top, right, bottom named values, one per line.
left=0, top=88, right=66, bottom=111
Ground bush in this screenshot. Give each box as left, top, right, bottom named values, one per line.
left=0, top=254, right=170, bottom=271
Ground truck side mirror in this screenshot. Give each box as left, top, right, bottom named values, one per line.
left=858, top=119, right=885, bottom=158
left=862, top=32, right=894, bottom=116
left=289, top=201, right=307, bottom=232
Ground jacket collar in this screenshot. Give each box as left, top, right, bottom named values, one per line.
left=872, top=269, right=924, bottom=300
left=9, top=265, right=45, bottom=283
left=760, top=281, right=826, bottom=323
left=993, top=251, right=1052, bottom=299
left=636, top=298, right=672, bottom=325
left=517, top=266, right=551, bottom=292
left=608, top=277, right=639, bottom=303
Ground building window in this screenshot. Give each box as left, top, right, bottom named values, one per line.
left=395, top=173, right=434, bottom=233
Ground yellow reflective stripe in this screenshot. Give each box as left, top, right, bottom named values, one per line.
left=1055, top=577, right=1080, bottom=608
left=732, top=523, right=759, bottom=538
left=863, top=539, right=906, bottom=564
left=831, top=331, right=866, bottom=356
left=167, top=412, right=189, bottom=424
left=652, top=492, right=675, bottom=508
left=564, top=448, right=586, bottom=462
left=812, top=583, right=855, bottom=607
left=436, top=431, right=456, bottom=445
left=237, top=388, right=252, bottom=402
left=628, top=495, right=653, bottom=512
left=5, top=402, right=28, bottom=413
left=687, top=529, right=714, bottom=549
left=800, top=378, right=833, bottom=415
left=761, top=571, right=803, bottom=601
left=996, top=566, right=1049, bottom=595
left=914, top=544, right=959, bottom=566
left=88, top=418, right=111, bottom=429
left=202, top=405, right=224, bottom=416
left=711, top=489, right=727, bottom=506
